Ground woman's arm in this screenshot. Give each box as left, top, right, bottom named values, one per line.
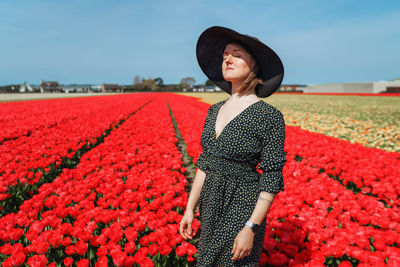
left=180, top=167, right=206, bottom=240
left=247, top=191, right=275, bottom=226
left=231, top=191, right=275, bottom=260
left=185, top=167, right=207, bottom=211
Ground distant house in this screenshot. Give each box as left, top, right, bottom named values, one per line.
left=0, top=82, right=36, bottom=93
left=204, top=85, right=222, bottom=92
left=91, top=85, right=102, bottom=92
left=101, top=83, right=122, bottom=92
left=40, top=81, right=62, bottom=93
left=0, top=84, right=20, bottom=93
left=303, top=81, right=400, bottom=94
left=280, top=84, right=306, bottom=92
left=192, top=85, right=223, bottom=92
left=193, top=85, right=204, bottom=92
left=62, top=84, right=91, bottom=93
left=20, top=82, right=35, bottom=92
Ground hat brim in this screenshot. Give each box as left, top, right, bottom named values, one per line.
left=196, top=26, right=284, bottom=98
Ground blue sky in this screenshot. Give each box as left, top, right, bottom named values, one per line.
left=1, top=0, right=399, bottom=85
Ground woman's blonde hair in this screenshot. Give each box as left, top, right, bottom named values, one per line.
left=236, top=62, right=263, bottom=96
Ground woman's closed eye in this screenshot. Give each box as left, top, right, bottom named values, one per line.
left=223, top=54, right=241, bottom=60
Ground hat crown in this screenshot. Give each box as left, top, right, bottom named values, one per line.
left=243, top=34, right=260, bottom=42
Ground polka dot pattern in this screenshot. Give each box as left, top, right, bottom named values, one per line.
left=195, top=99, right=286, bottom=266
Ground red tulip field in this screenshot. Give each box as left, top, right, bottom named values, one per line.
left=0, top=92, right=399, bottom=266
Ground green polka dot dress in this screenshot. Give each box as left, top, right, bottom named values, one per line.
left=195, top=99, right=286, bottom=266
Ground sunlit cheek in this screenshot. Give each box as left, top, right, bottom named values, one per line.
left=236, top=60, right=250, bottom=73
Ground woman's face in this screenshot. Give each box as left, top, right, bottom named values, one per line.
left=222, top=42, right=256, bottom=84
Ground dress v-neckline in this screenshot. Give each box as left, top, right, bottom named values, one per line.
left=214, top=99, right=262, bottom=141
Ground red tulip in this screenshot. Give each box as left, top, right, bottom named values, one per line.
left=10, top=250, right=26, bottom=266
left=139, top=235, right=150, bottom=247
left=148, top=244, right=159, bottom=256
left=95, top=256, right=108, bottom=267
left=96, top=245, right=108, bottom=257
left=61, top=236, right=72, bottom=247
left=0, top=243, right=12, bottom=255
left=138, top=257, right=155, bottom=267
left=373, top=238, right=386, bottom=251
left=111, top=250, right=127, bottom=267
left=386, top=257, right=400, bottom=267
left=268, top=251, right=288, bottom=266
left=65, top=245, right=75, bottom=255
left=263, top=237, right=276, bottom=251
left=77, top=259, right=89, bottom=267
left=27, top=254, right=47, bottom=267
left=338, top=261, right=352, bottom=267
left=75, top=240, right=88, bottom=256
left=64, top=257, right=73, bottom=266
left=34, top=241, right=49, bottom=254
left=175, top=244, right=187, bottom=257
left=124, top=227, right=138, bottom=242
left=159, top=244, right=172, bottom=256
left=185, top=242, right=197, bottom=256
left=124, top=241, right=136, bottom=254
left=47, top=231, right=62, bottom=248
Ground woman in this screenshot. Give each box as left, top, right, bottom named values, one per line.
left=179, top=26, right=286, bottom=266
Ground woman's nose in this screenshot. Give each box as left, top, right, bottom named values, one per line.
left=225, top=54, right=233, bottom=64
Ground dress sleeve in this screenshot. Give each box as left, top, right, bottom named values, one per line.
left=195, top=105, right=213, bottom=172
left=258, top=109, right=286, bottom=194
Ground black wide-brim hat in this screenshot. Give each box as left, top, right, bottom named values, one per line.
left=196, top=26, right=284, bottom=98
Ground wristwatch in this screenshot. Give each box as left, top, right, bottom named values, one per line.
left=245, top=221, right=260, bottom=233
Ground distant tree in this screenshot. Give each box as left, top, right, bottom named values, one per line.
left=180, top=77, right=196, bottom=91
left=133, top=75, right=144, bottom=91
left=133, top=76, right=158, bottom=91
left=142, top=78, right=157, bottom=91
left=133, top=75, right=141, bottom=86
left=176, top=82, right=184, bottom=92
left=154, top=77, right=165, bottom=91
left=154, top=77, right=164, bottom=86
left=205, top=79, right=215, bottom=86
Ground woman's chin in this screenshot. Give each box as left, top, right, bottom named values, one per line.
left=223, top=76, right=239, bottom=82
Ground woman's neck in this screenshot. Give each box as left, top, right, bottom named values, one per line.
left=229, top=80, right=257, bottom=101
left=230, top=80, right=242, bottom=93
left=229, top=89, right=259, bottom=103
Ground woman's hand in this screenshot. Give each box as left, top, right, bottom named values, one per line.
left=180, top=209, right=195, bottom=240
left=231, top=226, right=255, bottom=260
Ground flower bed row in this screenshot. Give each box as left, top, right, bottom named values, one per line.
left=285, top=126, right=400, bottom=208
left=0, top=94, right=197, bottom=266
left=0, top=95, right=131, bottom=143
left=0, top=94, right=153, bottom=214
left=261, top=156, right=400, bottom=266
left=279, top=108, right=400, bottom=153
left=165, top=94, right=210, bottom=162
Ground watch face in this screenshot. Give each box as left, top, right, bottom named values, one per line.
left=253, top=224, right=260, bottom=233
